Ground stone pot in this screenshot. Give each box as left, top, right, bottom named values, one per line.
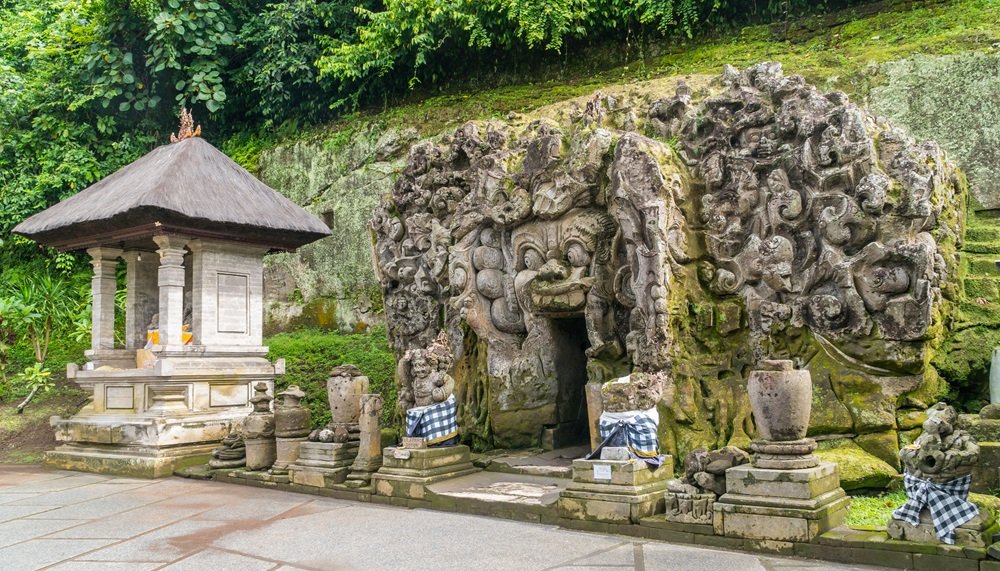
left=327, top=365, right=369, bottom=425
left=747, top=359, right=812, bottom=442
left=275, top=386, right=311, bottom=439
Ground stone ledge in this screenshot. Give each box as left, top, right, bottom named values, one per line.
left=204, top=470, right=995, bottom=571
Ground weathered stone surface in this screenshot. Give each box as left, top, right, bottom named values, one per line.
left=559, top=458, right=672, bottom=524
left=900, top=402, right=978, bottom=483
left=871, top=52, right=1000, bottom=212
left=371, top=62, right=965, bottom=461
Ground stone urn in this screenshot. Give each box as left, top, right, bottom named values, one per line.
left=275, top=386, right=310, bottom=439
left=748, top=359, right=811, bottom=442
left=327, top=365, right=369, bottom=425
left=243, top=382, right=276, bottom=471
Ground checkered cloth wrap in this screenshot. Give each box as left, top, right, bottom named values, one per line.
left=405, top=394, right=458, bottom=445
left=893, top=473, right=979, bottom=545
left=593, top=411, right=664, bottom=468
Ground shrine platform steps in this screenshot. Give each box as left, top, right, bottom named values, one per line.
left=474, top=444, right=589, bottom=479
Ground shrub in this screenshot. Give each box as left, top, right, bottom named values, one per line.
left=267, top=328, right=398, bottom=429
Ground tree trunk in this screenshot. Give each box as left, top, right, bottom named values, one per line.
left=16, top=385, right=39, bottom=414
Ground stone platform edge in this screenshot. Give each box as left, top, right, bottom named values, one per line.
left=199, top=469, right=995, bottom=571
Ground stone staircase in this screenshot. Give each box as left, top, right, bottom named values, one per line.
left=962, top=222, right=1000, bottom=303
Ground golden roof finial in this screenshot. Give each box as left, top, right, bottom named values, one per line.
left=170, top=108, right=202, bottom=143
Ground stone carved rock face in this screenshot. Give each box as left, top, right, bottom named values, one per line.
left=372, top=62, right=964, bottom=452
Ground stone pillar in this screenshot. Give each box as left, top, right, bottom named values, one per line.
left=346, top=393, right=384, bottom=487
left=121, top=250, right=158, bottom=350
left=86, top=247, right=123, bottom=351
left=585, top=383, right=604, bottom=453
left=152, top=235, right=187, bottom=348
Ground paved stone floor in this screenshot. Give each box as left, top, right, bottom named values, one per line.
left=0, top=466, right=890, bottom=571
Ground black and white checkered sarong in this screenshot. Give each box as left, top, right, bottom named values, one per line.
left=405, top=394, right=458, bottom=445
left=589, top=411, right=663, bottom=468
left=893, top=473, right=978, bottom=544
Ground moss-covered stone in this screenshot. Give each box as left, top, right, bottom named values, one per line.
left=815, top=439, right=898, bottom=491
left=957, top=414, right=1000, bottom=443
left=872, top=52, right=1000, bottom=212
left=855, top=431, right=901, bottom=471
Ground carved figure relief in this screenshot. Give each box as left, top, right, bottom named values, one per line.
left=372, top=62, right=964, bottom=455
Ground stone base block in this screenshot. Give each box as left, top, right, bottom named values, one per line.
left=289, top=465, right=350, bottom=488
left=888, top=507, right=998, bottom=548
left=714, top=462, right=849, bottom=542
left=45, top=443, right=216, bottom=478
left=973, top=442, right=1000, bottom=494
left=286, top=441, right=360, bottom=488
left=372, top=445, right=477, bottom=500
left=558, top=458, right=672, bottom=524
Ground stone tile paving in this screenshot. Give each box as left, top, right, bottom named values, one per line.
left=0, top=465, right=891, bottom=571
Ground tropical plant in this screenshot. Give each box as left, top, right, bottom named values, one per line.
left=13, top=362, right=54, bottom=413
left=1, top=273, right=81, bottom=363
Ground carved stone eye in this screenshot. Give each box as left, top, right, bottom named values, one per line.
left=566, top=243, right=591, bottom=267
left=523, top=249, right=544, bottom=270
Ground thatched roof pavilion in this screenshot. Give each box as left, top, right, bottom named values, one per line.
left=13, top=135, right=330, bottom=251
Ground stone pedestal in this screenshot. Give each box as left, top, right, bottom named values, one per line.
left=558, top=458, right=672, bottom=524
left=345, top=393, right=384, bottom=488
left=288, top=441, right=360, bottom=488
left=664, top=491, right=716, bottom=524
left=372, top=445, right=477, bottom=500
left=714, top=462, right=849, bottom=542
left=888, top=507, right=998, bottom=548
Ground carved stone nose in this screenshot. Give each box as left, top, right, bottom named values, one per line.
left=538, top=258, right=569, bottom=281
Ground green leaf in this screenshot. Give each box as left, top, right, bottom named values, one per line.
left=175, top=80, right=186, bottom=90
left=212, top=91, right=226, bottom=102
left=119, top=101, right=131, bottom=112
left=206, top=99, right=220, bottom=112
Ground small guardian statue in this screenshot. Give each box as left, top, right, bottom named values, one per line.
left=889, top=402, right=984, bottom=545
left=397, top=331, right=458, bottom=446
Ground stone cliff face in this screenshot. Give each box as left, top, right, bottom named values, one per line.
left=371, top=63, right=967, bottom=470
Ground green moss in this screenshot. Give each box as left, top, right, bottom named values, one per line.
left=267, top=328, right=398, bottom=428
left=855, top=430, right=901, bottom=471
left=845, top=490, right=906, bottom=529
left=816, top=439, right=898, bottom=491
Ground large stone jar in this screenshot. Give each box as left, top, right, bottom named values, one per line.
left=244, top=382, right=276, bottom=471
left=748, top=360, right=811, bottom=442
left=275, top=386, right=311, bottom=438
left=328, top=365, right=369, bottom=425
left=272, top=386, right=310, bottom=475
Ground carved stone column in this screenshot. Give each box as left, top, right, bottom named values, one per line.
left=86, top=247, right=123, bottom=351
left=121, top=250, right=158, bottom=350
left=152, top=235, right=187, bottom=347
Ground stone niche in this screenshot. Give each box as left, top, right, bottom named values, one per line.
left=13, top=118, right=330, bottom=477
left=371, top=62, right=966, bottom=460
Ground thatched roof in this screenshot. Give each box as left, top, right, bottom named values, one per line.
left=13, top=137, right=330, bottom=251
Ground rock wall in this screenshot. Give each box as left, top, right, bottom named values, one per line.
left=256, top=126, right=417, bottom=334
left=371, top=63, right=967, bottom=468
left=870, top=52, right=1000, bottom=213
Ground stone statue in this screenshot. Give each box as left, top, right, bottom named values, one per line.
left=889, top=402, right=986, bottom=546
left=372, top=61, right=965, bottom=455
left=899, top=402, right=979, bottom=483
left=665, top=446, right=750, bottom=523
left=397, top=331, right=455, bottom=414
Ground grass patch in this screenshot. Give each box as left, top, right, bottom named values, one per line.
left=266, top=327, right=398, bottom=430
left=846, top=490, right=907, bottom=529
left=846, top=489, right=1000, bottom=530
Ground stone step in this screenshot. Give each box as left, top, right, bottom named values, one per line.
left=427, top=471, right=568, bottom=518
left=963, top=241, right=1000, bottom=255
left=478, top=445, right=588, bottom=480
left=965, top=256, right=1000, bottom=276
left=964, top=277, right=1000, bottom=299
left=966, top=226, right=1000, bottom=242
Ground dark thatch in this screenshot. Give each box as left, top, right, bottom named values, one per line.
left=13, top=137, right=330, bottom=251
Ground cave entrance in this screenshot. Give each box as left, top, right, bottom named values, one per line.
left=543, top=316, right=591, bottom=450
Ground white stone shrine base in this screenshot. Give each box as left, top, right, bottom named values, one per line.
left=372, top=445, right=478, bottom=500
left=45, top=441, right=219, bottom=478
